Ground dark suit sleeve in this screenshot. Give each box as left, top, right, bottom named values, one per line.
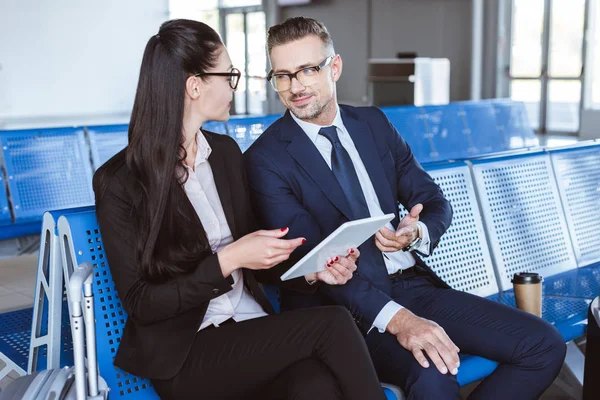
left=375, top=107, right=453, bottom=254
left=245, top=150, right=393, bottom=327
left=94, top=173, right=233, bottom=326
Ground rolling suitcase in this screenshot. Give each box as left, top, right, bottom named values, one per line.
left=0, top=262, right=108, bottom=400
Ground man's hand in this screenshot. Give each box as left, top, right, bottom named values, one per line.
left=387, top=308, right=460, bottom=375
left=375, top=204, right=423, bottom=252
left=305, top=248, right=360, bottom=285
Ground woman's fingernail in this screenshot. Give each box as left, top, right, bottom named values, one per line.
left=452, top=368, right=458, bottom=375
left=281, top=227, right=288, bottom=231
left=350, top=249, right=355, bottom=254
left=441, top=367, right=448, bottom=374
left=334, top=256, right=339, bottom=261
left=423, top=362, right=429, bottom=368
left=302, top=238, right=306, bottom=244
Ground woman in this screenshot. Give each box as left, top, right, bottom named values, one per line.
left=93, top=19, right=386, bottom=400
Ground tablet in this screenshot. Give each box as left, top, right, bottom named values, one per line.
left=280, top=213, right=395, bottom=281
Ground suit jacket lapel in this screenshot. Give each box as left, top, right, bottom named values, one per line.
left=280, top=112, right=354, bottom=220
left=206, top=133, right=240, bottom=239
left=340, top=108, right=396, bottom=216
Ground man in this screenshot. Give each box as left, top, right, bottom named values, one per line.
left=244, top=17, right=566, bottom=399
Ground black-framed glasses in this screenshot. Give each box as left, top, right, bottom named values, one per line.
left=195, top=67, right=242, bottom=90
left=267, top=56, right=334, bottom=92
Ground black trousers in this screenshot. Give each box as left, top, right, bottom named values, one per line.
left=365, top=269, right=567, bottom=400
left=151, top=306, right=387, bottom=400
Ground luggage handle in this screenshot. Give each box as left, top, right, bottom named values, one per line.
left=68, top=262, right=101, bottom=400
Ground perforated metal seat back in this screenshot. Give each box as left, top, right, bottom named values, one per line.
left=470, top=153, right=577, bottom=290
left=0, top=128, right=94, bottom=222
left=87, top=125, right=129, bottom=170
left=0, top=308, right=33, bottom=372
left=549, top=144, right=600, bottom=267
left=401, top=162, right=498, bottom=296
left=58, top=211, right=159, bottom=400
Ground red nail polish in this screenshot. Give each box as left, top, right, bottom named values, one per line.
left=334, top=256, right=339, bottom=261
left=350, top=249, right=354, bottom=254
left=281, top=227, right=288, bottom=231
left=302, top=239, right=306, bottom=244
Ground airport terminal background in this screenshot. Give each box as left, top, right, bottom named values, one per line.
left=1, top=0, right=600, bottom=398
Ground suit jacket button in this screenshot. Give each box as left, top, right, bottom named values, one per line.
left=213, top=288, right=220, bottom=295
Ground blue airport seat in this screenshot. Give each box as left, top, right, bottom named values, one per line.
left=541, top=143, right=600, bottom=300
left=486, top=292, right=590, bottom=342
left=202, top=120, right=228, bottom=135
left=0, top=174, right=11, bottom=226
left=548, top=143, right=600, bottom=268
left=417, top=161, right=499, bottom=297
left=456, top=355, right=498, bottom=387
left=380, top=106, right=433, bottom=163
left=544, top=264, right=600, bottom=300
left=0, top=127, right=95, bottom=224
left=460, top=101, right=506, bottom=155
left=0, top=308, right=33, bottom=374
left=227, top=114, right=281, bottom=152
left=58, top=210, right=404, bottom=399
left=58, top=211, right=161, bottom=400
left=469, top=152, right=577, bottom=291
left=420, top=104, right=471, bottom=161
left=491, top=100, right=537, bottom=149
left=87, top=124, right=129, bottom=170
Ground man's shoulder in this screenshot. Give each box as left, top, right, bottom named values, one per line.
left=246, top=115, right=288, bottom=155
left=340, top=104, right=388, bottom=121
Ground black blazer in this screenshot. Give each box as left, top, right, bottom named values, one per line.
left=93, top=131, right=316, bottom=380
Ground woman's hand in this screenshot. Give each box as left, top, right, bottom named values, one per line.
left=218, top=227, right=304, bottom=276
left=306, top=248, right=360, bottom=285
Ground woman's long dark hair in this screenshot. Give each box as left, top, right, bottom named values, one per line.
left=112, top=19, right=222, bottom=282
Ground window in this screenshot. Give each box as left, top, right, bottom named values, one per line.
left=168, top=0, right=267, bottom=115
left=507, top=0, right=586, bottom=133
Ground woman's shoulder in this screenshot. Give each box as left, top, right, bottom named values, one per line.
left=203, top=130, right=242, bottom=156
left=92, top=148, right=130, bottom=198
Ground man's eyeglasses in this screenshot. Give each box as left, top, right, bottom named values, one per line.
left=195, top=67, right=241, bottom=90
left=267, top=56, right=334, bottom=92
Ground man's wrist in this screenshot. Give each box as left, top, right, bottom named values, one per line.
left=387, top=308, right=410, bottom=335
left=402, top=224, right=422, bottom=252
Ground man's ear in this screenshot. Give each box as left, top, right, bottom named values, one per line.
left=331, top=54, right=343, bottom=83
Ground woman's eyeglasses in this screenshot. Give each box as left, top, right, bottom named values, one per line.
left=195, top=67, right=241, bottom=90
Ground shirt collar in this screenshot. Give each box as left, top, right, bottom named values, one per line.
left=194, top=130, right=212, bottom=167
left=290, top=104, right=344, bottom=143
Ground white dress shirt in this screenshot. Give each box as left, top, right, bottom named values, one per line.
left=184, top=131, right=267, bottom=331
left=291, top=107, right=431, bottom=333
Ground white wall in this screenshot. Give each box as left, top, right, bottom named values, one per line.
left=282, top=0, right=473, bottom=105
left=0, top=0, right=168, bottom=129
left=370, top=0, right=472, bottom=102
left=579, top=110, right=600, bottom=139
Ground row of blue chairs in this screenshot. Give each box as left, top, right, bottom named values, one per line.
left=50, top=141, right=600, bottom=398
left=0, top=100, right=535, bottom=242
left=0, top=140, right=592, bottom=399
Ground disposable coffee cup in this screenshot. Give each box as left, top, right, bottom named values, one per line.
left=511, top=272, right=543, bottom=317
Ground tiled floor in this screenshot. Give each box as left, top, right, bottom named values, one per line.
left=0, top=254, right=583, bottom=398
left=0, top=253, right=37, bottom=313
